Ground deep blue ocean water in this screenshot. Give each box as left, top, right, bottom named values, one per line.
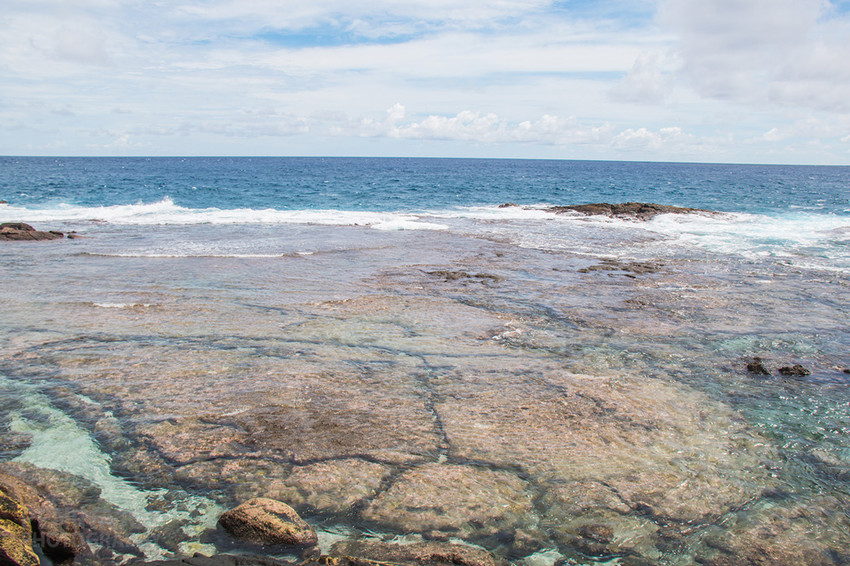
left=2, top=156, right=848, bottom=215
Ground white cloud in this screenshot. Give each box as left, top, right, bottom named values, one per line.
left=1, top=0, right=848, bottom=162
left=610, top=51, right=674, bottom=104
left=660, top=0, right=850, bottom=112
left=345, top=104, right=617, bottom=146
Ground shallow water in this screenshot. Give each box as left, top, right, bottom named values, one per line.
left=2, top=157, right=849, bottom=564
left=1, top=213, right=848, bottom=565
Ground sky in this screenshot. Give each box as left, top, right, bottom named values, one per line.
left=2, top=0, right=850, bottom=163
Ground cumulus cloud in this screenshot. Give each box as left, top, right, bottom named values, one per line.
left=610, top=51, right=674, bottom=104
left=660, top=0, right=850, bottom=112
left=2, top=0, right=848, bottom=162
left=347, top=104, right=609, bottom=145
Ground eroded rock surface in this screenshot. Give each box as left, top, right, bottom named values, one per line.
left=330, top=539, right=497, bottom=566
left=218, top=498, right=317, bottom=547
left=362, top=463, right=535, bottom=544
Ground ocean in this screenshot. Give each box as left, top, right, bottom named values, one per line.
left=1, top=157, right=849, bottom=565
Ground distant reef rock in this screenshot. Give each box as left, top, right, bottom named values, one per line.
left=0, top=222, right=78, bottom=241
left=546, top=202, right=710, bottom=220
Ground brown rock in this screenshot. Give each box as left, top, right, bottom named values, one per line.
left=330, top=539, right=497, bottom=566
left=361, top=463, right=535, bottom=543
left=746, top=357, right=770, bottom=376
left=0, top=490, right=39, bottom=566
left=0, top=463, right=145, bottom=562
left=0, top=223, right=65, bottom=241
left=778, top=364, right=810, bottom=377
left=0, top=532, right=39, bottom=566
left=218, top=498, right=317, bottom=547
left=546, top=202, right=707, bottom=221
left=578, top=524, right=614, bottom=544
left=137, top=553, right=297, bottom=566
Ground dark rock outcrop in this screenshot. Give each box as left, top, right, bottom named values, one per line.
left=218, top=498, right=317, bottom=547
left=426, top=270, right=503, bottom=283
left=0, top=223, right=65, bottom=241
left=546, top=202, right=708, bottom=220
left=778, top=364, right=810, bottom=377
left=746, top=358, right=771, bottom=376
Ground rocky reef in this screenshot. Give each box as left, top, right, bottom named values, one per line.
left=0, top=223, right=72, bottom=241
left=544, top=202, right=710, bottom=220
left=1, top=214, right=848, bottom=566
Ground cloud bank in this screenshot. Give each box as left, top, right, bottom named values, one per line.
left=1, top=0, right=849, bottom=163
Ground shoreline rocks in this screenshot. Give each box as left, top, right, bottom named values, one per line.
left=0, top=489, right=40, bottom=566
left=0, top=222, right=69, bottom=241
left=545, top=202, right=709, bottom=220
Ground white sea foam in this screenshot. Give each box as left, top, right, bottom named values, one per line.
left=1, top=197, right=448, bottom=230
left=644, top=211, right=850, bottom=270
left=5, top=199, right=848, bottom=272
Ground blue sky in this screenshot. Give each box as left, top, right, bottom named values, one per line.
left=2, top=0, right=850, bottom=164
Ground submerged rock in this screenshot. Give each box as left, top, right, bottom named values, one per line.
left=778, top=364, right=810, bottom=377
left=546, top=202, right=707, bottom=220
left=361, top=463, right=535, bottom=545
left=0, top=222, right=65, bottom=241
left=746, top=357, right=771, bottom=376
left=136, top=554, right=296, bottom=566
left=425, top=270, right=503, bottom=283
left=330, top=539, right=497, bottom=566
left=218, top=498, right=317, bottom=547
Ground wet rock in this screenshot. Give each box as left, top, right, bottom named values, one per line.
left=546, top=202, right=708, bottom=220
left=136, top=553, right=296, bottom=566
left=425, top=270, right=503, bottom=283
left=0, top=468, right=89, bottom=564
left=361, top=463, right=535, bottom=544
left=149, top=519, right=189, bottom=553
left=0, top=491, right=39, bottom=566
left=497, top=203, right=517, bottom=208
left=746, top=358, right=770, bottom=376
left=330, top=539, right=498, bottom=566
left=578, top=259, right=663, bottom=277
left=0, top=223, right=65, bottom=241
left=0, top=433, right=31, bottom=459
left=778, top=364, right=810, bottom=377
left=0, top=533, right=40, bottom=566
left=843, top=368, right=850, bottom=375
left=0, top=462, right=144, bottom=562
left=304, top=558, right=392, bottom=566
left=691, top=497, right=849, bottom=566
left=218, top=498, right=317, bottom=547
left=284, top=459, right=391, bottom=515
left=578, top=524, right=614, bottom=545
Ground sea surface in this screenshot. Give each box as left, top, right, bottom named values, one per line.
left=1, top=157, right=849, bottom=565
